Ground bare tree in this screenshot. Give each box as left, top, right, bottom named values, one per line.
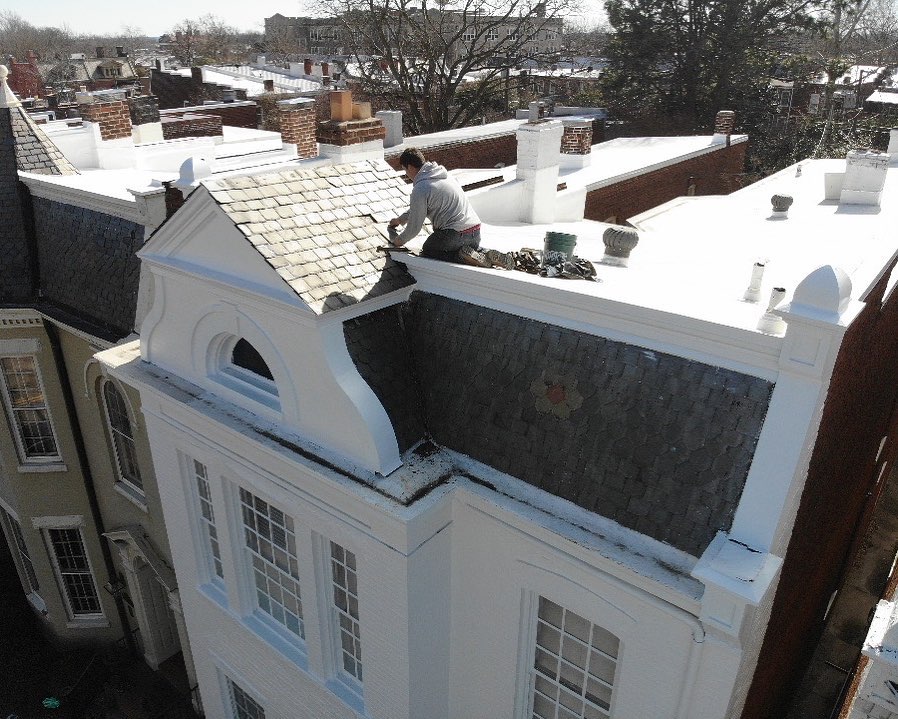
left=324, top=0, right=573, bottom=134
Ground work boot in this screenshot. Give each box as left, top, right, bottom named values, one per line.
left=457, top=246, right=491, bottom=268
left=484, top=249, right=516, bottom=270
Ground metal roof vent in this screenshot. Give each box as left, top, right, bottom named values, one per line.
left=601, top=225, right=639, bottom=267
left=757, top=287, right=787, bottom=335
left=770, top=194, right=793, bottom=219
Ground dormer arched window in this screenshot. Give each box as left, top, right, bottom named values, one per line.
left=215, top=336, right=280, bottom=412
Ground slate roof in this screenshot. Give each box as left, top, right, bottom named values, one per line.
left=9, top=106, right=78, bottom=175
left=38, top=57, right=139, bottom=84
left=204, top=160, right=415, bottom=314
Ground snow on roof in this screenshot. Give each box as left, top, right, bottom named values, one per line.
left=199, top=66, right=323, bottom=96
left=867, top=89, right=898, bottom=104
left=815, top=64, right=886, bottom=85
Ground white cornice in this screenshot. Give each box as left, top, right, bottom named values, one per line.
left=19, top=174, right=143, bottom=224
left=398, top=252, right=783, bottom=381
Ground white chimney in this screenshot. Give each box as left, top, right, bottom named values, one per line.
left=516, top=119, right=563, bottom=224
left=840, top=149, right=889, bottom=206
left=376, top=110, right=403, bottom=148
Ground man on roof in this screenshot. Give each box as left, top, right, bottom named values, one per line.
left=388, top=148, right=512, bottom=269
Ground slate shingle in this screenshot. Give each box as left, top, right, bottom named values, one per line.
left=206, top=160, right=415, bottom=314
left=9, top=107, right=79, bottom=176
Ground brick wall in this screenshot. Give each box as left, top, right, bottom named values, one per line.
left=80, top=100, right=132, bottom=141
left=278, top=102, right=318, bottom=159
left=159, top=102, right=258, bottom=130
left=385, top=134, right=518, bottom=171
left=128, top=95, right=160, bottom=126
left=561, top=123, right=592, bottom=155
left=32, top=198, right=142, bottom=335
left=160, top=113, right=223, bottom=140
left=317, top=118, right=386, bottom=146
left=743, top=264, right=898, bottom=719
left=584, top=141, right=747, bottom=223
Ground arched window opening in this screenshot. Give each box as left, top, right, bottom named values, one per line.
left=232, top=338, right=274, bottom=381
left=103, top=381, right=143, bottom=493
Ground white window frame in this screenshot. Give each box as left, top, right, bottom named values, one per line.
left=43, top=523, right=105, bottom=626
left=516, top=592, right=620, bottom=719
left=237, top=486, right=306, bottom=648
left=210, top=336, right=280, bottom=415
left=463, top=30, right=476, bottom=41
left=223, top=674, right=267, bottom=719
left=0, top=351, right=62, bottom=465
left=487, top=28, right=499, bottom=40
left=101, top=379, right=145, bottom=504
left=0, top=504, right=45, bottom=613
left=313, top=532, right=366, bottom=713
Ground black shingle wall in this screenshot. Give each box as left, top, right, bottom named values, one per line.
left=33, top=198, right=142, bottom=335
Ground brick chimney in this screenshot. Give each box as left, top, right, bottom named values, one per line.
left=559, top=118, right=593, bottom=169
left=128, top=95, right=163, bottom=143
left=263, top=79, right=275, bottom=92
left=516, top=119, right=563, bottom=224
left=304, top=58, right=313, bottom=75
left=713, top=110, right=735, bottom=145
left=80, top=99, right=132, bottom=141
left=96, top=46, right=105, bottom=59
left=191, top=67, right=203, bottom=85
left=317, top=90, right=386, bottom=161
left=116, top=46, right=126, bottom=57
left=277, top=98, right=317, bottom=159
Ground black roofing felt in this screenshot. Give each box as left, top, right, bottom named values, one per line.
left=346, top=291, right=773, bottom=557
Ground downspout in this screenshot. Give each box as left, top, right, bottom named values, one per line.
left=43, top=320, right=137, bottom=656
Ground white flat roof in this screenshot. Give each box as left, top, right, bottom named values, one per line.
left=401, top=157, right=898, bottom=337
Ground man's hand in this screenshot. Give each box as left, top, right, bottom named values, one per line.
left=389, top=217, right=402, bottom=228
left=387, top=225, right=400, bottom=246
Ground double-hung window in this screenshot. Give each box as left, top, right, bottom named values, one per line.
left=0, top=507, right=40, bottom=597
left=227, top=677, right=266, bottom=719
left=240, top=488, right=304, bottom=639
left=328, top=541, right=363, bottom=684
left=528, top=596, right=619, bottom=718
left=0, top=355, right=60, bottom=462
left=102, top=381, right=143, bottom=497
left=193, top=460, right=224, bottom=582
left=46, top=528, right=102, bottom=619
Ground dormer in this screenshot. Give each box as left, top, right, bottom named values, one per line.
left=97, top=59, right=124, bottom=78
left=137, top=160, right=415, bottom=476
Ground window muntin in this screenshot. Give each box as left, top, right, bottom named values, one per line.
left=102, top=381, right=142, bottom=493
left=1, top=507, right=39, bottom=595
left=240, top=488, right=304, bottom=638
left=0, top=356, right=60, bottom=461
left=227, top=678, right=266, bottom=719
left=329, top=541, right=362, bottom=682
left=47, top=528, right=102, bottom=617
left=529, top=597, right=619, bottom=719
left=193, top=460, right=224, bottom=581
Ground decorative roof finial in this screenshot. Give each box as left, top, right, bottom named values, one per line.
left=0, top=64, right=23, bottom=109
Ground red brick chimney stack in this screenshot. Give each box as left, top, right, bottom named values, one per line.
left=714, top=110, right=736, bottom=146
left=80, top=99, right=132, bottom=141
left=277, top=98, right=318, bottom=159
left=316, top=90, right=386, bottom=159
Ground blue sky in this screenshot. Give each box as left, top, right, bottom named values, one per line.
left=4, top=0, right=604, bottom=38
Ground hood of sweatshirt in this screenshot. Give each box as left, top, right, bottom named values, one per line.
left=413, top=161, right=449, bottom=184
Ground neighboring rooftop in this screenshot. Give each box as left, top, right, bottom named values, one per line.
left=166, top=66, right=322, bottom=96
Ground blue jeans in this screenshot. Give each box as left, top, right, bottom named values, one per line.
left=421, top=228, right=481, bottom=262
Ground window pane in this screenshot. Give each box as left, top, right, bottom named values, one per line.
left=103, top=382, right=142, bottom=491
left=330, top=540, right=362, bottom=682
left=232, top=339, right=274, bottom=381
left=0, top=356, right=59, bottom=459
left=228, top=679, right=265, bottom=719
left=531, top=597, right=618, bottom=718
left=241, top=489, right=303, bottom=638
left=48, top=528, right=101, bottom=617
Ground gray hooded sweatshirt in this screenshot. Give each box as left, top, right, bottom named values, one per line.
left=393, top=161, right=481, bottom=245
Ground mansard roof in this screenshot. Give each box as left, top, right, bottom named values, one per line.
left=204, top=160, right=414, bottom=314
left=9, top=106, right=79, bottom=176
